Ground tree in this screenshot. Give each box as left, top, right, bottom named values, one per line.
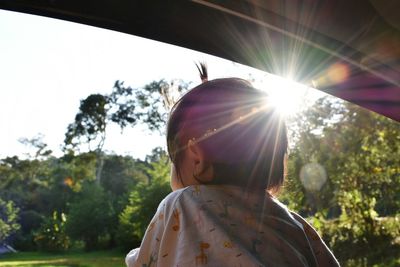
left=0, top=198, right=20, bottom=244
left=13, top=210, right=43, bottom=250
left=64, top=80, right=188, bottom=184
left=98, top=154, right=149, bottom=247
left=0, top=142, right=54, bottom=249
left=34, top=211, right=70, bottom=252
left=117, top=152, right=171, bottom=249
left=100, top=155, right=145, bottom=197
left=65, top=182, right=114, bottom=251
left=65, top=94, right=109, bottom=152
left=280, top=96, right=400, bottom=264
left=0, top=156, right=52, bottom=214
left=18, top=134, right=52, bottom=160
left=64, top=79, right=188, bottom=152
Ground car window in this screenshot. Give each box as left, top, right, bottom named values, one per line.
left=1, top=9, right=399, bottom=267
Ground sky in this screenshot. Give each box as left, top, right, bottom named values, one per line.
left=0, top=9, right=325, bottom=159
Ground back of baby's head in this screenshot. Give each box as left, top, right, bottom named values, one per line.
left=167, top=78, right=287, bottom=192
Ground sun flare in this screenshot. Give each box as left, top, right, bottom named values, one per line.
left=255, top=74, right=316, bottom=117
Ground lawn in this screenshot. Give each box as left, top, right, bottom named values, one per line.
left=0, top=250, right=126, bottom=267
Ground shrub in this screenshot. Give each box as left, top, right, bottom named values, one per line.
left=117, top=155, right=171, bottom=250
left=34, top=211, right=70, bottom=251
left=310, top=190, right=400, bottom=266
left=65, top=182, right=114, bottom=251
left=0, top=198, right=20, bottom=244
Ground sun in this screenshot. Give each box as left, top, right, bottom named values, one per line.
left=255, top=74, right=316, bottom=117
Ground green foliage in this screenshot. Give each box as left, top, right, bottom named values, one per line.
left=0, top=198, right=20, bottom=243
left=34, top=211, right=70, bottom=252
left=117, top=154, right=171, bottom=249
left=0, top=144, right=154, bottom=251
left=311, top=189, right=400, bottom=265
left=65, top=94, right=108, bottom=151
left=99, top=155, right=145, bottom=197
left=13, top=210, right=43, bottom=250
left=0, top=153, right=54, bottom=249
left=54, top=152, right=97, bottom=193
left=0, top=156, right=53, bottom=211
left=282, top=96, right=400, bottom=265
left=312, top=212, right=400, bottom=266
left=65, top=182, right=114, bottom=251
left=97, top=154, right=147, bottom=247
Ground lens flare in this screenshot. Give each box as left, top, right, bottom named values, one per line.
left=299, top=163, right=327, bottom=191
left=63, top=176, right=74, bottom=187
left=255, top=74, right=316, bottom=117
left=313, top=63, right=350, bottom=88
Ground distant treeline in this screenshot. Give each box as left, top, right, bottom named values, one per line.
left=0, top=148, right=171, bottom=252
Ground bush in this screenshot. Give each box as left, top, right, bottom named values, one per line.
left=65, top=182, right=114, bottom=251
left=310, top=190, right=400, bottom=266
left=34, top=211, right=70, bottom=252
left=117, top=155, right=171, bottom=250
left=117, top=177, right=171, bottom=250
left=13, top=210, right=43, bottom=250
left=0, top=198, right=20, bottom=244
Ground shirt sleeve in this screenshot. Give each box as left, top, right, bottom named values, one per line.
left=125, top=248, right=140, bottom=266
left=291, top=212, right=341, bottom=267
left=125, top=190, right=182, bottom=267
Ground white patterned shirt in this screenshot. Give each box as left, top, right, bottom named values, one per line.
left=126, top=185, right=339, bottom=267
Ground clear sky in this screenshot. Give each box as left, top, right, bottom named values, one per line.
left=0, top=9, right=324, bottom=159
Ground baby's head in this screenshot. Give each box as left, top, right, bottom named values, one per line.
left=167, top=78, right=287, bottom=193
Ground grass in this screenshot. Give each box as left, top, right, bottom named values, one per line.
left=2, top=250, right=399, bottom=267
left=0, top=250, right=126, bottom=267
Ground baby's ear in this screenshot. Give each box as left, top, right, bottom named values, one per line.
left=187, top=139, right=201, bottom=161
left=187, top=140, right=214, bottom=183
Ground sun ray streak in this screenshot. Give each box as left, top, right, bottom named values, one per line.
left=191, top=0, right=400, bottom=87
left=192, top=105, right=270, bottom=145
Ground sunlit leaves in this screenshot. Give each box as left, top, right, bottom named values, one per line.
left=283, top=95, right=400, bottom=263
left=0, top=198, right=20, bottom=243
left=34, top=211, right=70, bottom=252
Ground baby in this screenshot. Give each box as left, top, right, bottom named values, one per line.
left=126, top=77, right=339, bottom=266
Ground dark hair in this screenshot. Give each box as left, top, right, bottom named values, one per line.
left=167, top=78, right=288, bottom=192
